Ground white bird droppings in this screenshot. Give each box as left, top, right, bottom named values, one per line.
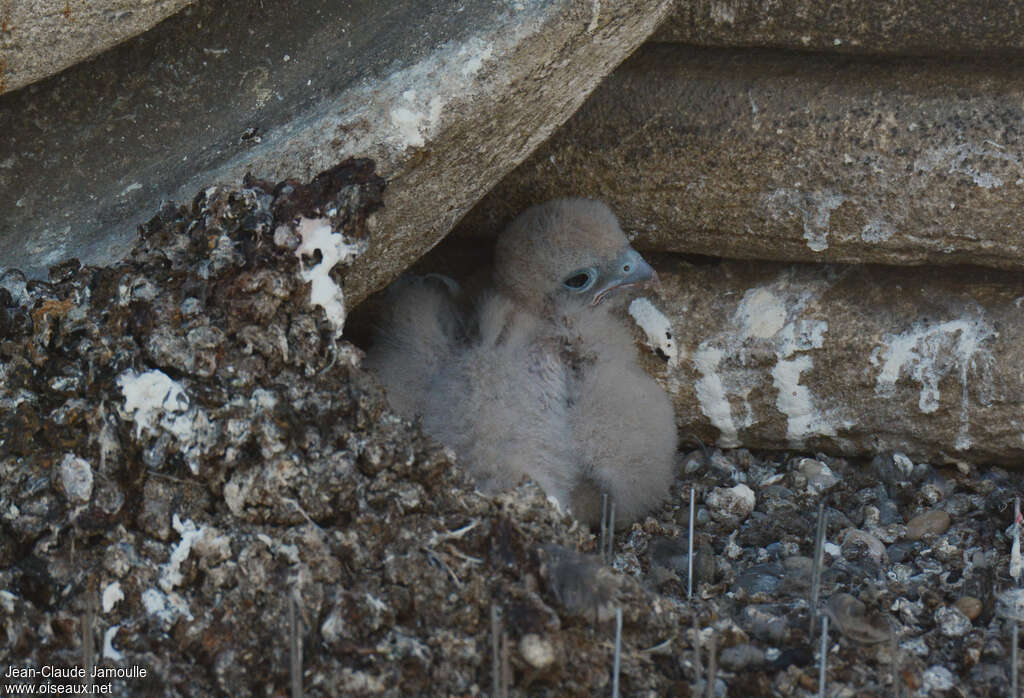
left=102, top=626, right=124, bottom=661
left=771, top=356, right=836, bottom=442
left=691, top=273, right=838, bottom=448
left=871, top=315, right=996, bottom=450
left=629, top=297, right=679, bottom=366
left=693, top=345, right=739, bottom=447
left=294, top=217, right=364, bottom=338
left=102, top=582, right=124, bottom=614
left=160, top=515, right=206, bottom=592
left=736, top=288, right=787, bottom=339
left=116, top=369, right=191, bottom=439
left=142, top=588, right=193, bottom=627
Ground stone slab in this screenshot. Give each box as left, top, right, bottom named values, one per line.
left=630, top=257, right=1024, bottom=466
left=456, top=44, right=1024, bottom=272
left=654, top=0, right=1024, bottom=56
left=0, top=0, right=673, bottom=311
left=1, top=0, right=194, bottom=95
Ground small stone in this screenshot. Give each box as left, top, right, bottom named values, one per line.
left=996, top=589, right=1024, bottom=621
left=137, top=478, right=175, bottom=541
left=920, top=470, right=952, bottom=504
left=681, top=449, right=706, bottom=474
left=648, top=536, right=689, bottom=576
left=718, top=643, right=765, bottom=670
left=519, top=633, right=555, bottom=670
left=58, top=453, right=93, bottom=503
left=782, top=556, right=814, bottom=580
left=840, top=529, right=887, bottom=565
left=706, top=484, right=755, bottom=525
left=694, top=542, right=716, bottom=586
left=905, top=510, right=951, bottom=540
left=733, top=562, right=783, bottom=595
left=922, top=665, right=955, bottom=692
left=935, top=605, right=972, bottom=637
left=797, top=458, right=840, bottom=494
left=886, top=541, right=918, bottom=564
left=539, top=545, right=618, bottom=621
left=892, top=452, right=914, bottom=479
left=955, top=596, right=983, bottom=621
left=741, top=605, right=787, bottom=644
left=827, top=593, right=892, bottom=644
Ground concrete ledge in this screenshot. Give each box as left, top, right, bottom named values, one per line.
left=0, top=0, right=672, bottom=307
left=458, top=44, right=1024, bottom=272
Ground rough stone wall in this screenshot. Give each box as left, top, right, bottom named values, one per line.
left=454, top=4, right=1024, bottom=466
left=631, top=259, right=1024, bottom=467
left=0, top=0, right=674, bottom=305
left=0, top=0, right=195, bottom=94
left=458, top=45, right=1024, bottom=271
left=653, top=0, right=1024, bottom=55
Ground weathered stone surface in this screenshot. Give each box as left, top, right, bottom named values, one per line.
left=0, top=0, right=672, bottom=310
left=456, top=45, right=1024, bottom=272
left=906, top=510, right=952, bottom=540
left=0, top=0, right=194, bottom=95
left=629, top=257, right=1024, bottom=466
left=654, top=0, right=1024, bottom=55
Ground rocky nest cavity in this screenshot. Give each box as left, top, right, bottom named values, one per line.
left=1, top=161, right=1022, bottom=697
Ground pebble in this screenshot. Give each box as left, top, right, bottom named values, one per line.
left=740, top=605, right=787, bottom=644
left=840, top=529, right=887, bottom=566
left=708, top=451, right=740, bottom=480
left=886, top=541, right=918, bottom=564
left=706, top=484, right=756, bottom=525
left=892, top=452, right=915, bottom=479
left=694, top=542, right=716, bottom=586
left=905, top=510, right=951, bottom=540
left=519, top=634, right=555, bottom=670
left=920, top=473, right=951, bottom=505
left=900, top=636, right=929, bottom=657
left=935, top=605, right=972, bottom=637
left=921, top=665, right=954, bottom=692
left=733, top=562, right=784, bottom=595
left=875, top=499, right=901, bottom=526
left=955, top=596, right=983, bottom=621
left=58, top=453, right=94, bottom=503
left=797, top=458, right=840, bottom=494
left=827, top=593, right=892, bottom=644
left=692, top=678, right=727, bottom=698
left=648, top=536, right=689, bottom=575
left=782, top=556, right=814, bottom=580
left=681, top=450, right=706, bottom=474
left=718, top=643, right=765, bottom=670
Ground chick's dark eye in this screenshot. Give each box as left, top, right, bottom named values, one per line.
left=563, top=269, right=595, bottom=292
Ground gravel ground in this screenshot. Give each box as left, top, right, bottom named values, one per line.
left=2, top=162, right=1022, bottom=697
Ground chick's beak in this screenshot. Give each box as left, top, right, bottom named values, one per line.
left=591, top=247, right=658, bottom=306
